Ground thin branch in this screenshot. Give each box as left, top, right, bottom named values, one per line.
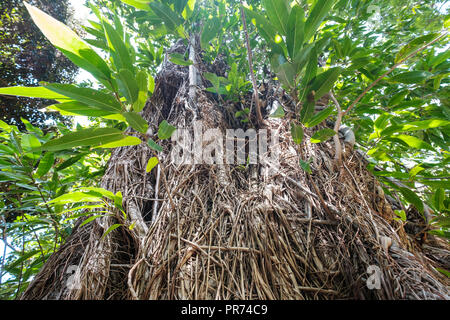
left=239, top=2, right=263, bottom=125
left=343, top=31, right=448, bottom=117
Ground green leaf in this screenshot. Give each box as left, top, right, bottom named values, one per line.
left=309, top=67, right=342, bottom=101
left=310, top=128, right=336, bottom=143
left=244, top=8, right=278, bottom=43
left=36, top=152, right=55, bottom=178
left=287, top=5, right=305, bottom=60
left=305, top=106, right=334, bottom=128
left=276, top=62, right=297, bottom=89
left=56, top=153, right=86, bottom=171
left=381, top=119, right=450, bottom=136
left=433, top=188, right=445, bottom=211
left=169, top=53, right=193, bottom=66
left=103, top=20, right=134, bottom=73
left=387, top=134, right=434, bottom=151
left=158, top=120, right=176, bottom=140
left=399, top=187, right=424, bottom=213
left=389, top=71, right=433, bottom=84
left=81, top=187, right=116, bottom=200
left=395, top=33, right=438, bottom=63
left=133, top=70, right=149, bottom=112
left=394, top=210, right=407, bottom=221
left=98, top=136, right=142, bottom=148
left=269, top=104, right=285, bottom=118
left=149, top=2, right=184, bottom=36
left=201, top=17, right=221, bottom=49
left=120, top=0, right=151, bottom=11
left=24, top=2, right=111, bottom=83
left=101, top=224, right=122, bottom=240
left=118, top=69, right=139, bottom=104
left=42, top=128, right=125, bottom=152
left=48, top=192, right=104, bottom=205
left=148, top=74, right=155, bottom=94
left=46, top=101, right=120, bottom=118
left=21, top=134, right=41, bottom=150
left=0, top=86, right=70, bottom=100
left=300, top=101, right=315, bottom=123
left=291, top=123, right=304, bottom=145
left=436, top=268, right=450, bottom=278
left=429, top=50, right=450, bottom=67
left=146, top=157, right=159, bottom=173
left=304, top=0, right=335, bottom=43
left=123, top=112, right=149, bottom=134
left=299, top=48, right=318, bottom=91
left=147, top=139, right=163, bottom=152
left=388, top=90, right=409, bottom=106
left=299, top=159, right=312, bottom=174
left=114, top=191, right=124, bottom=212
left=45, top=84, right=123, bottom=113
left=262, top=0, right=290, bottom=35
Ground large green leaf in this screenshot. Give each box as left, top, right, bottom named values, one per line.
left=45, top=84, right=123, bottom=113
left=149, top=2, right=184, bottom=36
left=308, top=67, right=342, bottom=101
left=118, top=69, right=139, bottom=104
left=381, top=119, right=450, bottom=136
left=123, top=112, right=149, bottom=134
left=103, top=20, right=134, bottom=73
left=48, top=192, right=104, bottom=205
left=98, top=136, right=142, bottom=148
left=133, top=70, right=149, bottom=112
left=300, top=101, right=315, bottom=123
left=56, top=153, right=86, bottom=171
left=201, top=16, right=221, bottom=49
left=399, top=187, right=424, bottom=213
left=46, top=101, right=120, bottom=118
left=305, top=106, right=334, bottom=128
left=0, top=86, right=70, bottom=101
left=262, top=0, right=290, bottom=35
left=304, top=0, right=335, bottom=43
left=275, top=62, right=296, bottom=89
left=244, top=8, right=278, bottom=43
left=287, top=5, right=305, bottom=60
left=389, top=71, right=433, bottom=84
left=42, top=128, right=125, bottom=151
left=24, top=2, right=111, bottom=83
left=36, top=152, right=55, bottom=178
left=387, top=134, right=434, bottom=151
left=395, top=33, right=438, bottom=63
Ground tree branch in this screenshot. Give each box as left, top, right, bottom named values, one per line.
left=239, top=3, right=263, bottom=125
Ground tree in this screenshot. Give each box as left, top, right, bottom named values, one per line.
left=0, top=0, right=78, bottom=129
left=0, top=0, right=449, bottom=299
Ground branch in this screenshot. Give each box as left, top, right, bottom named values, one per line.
left=239, top=3, right=263, bottom=125
left=343, top=31, right=448, bottom=117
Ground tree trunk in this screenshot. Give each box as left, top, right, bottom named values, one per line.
left=21, top=42, right=449, bottom=300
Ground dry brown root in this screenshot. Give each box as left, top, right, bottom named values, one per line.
left=21, top=57, right=449, bottom=301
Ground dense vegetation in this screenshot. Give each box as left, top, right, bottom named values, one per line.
left=0, top=0, right=449, bottom=299
left=0, top=0, right=79, bottom=130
